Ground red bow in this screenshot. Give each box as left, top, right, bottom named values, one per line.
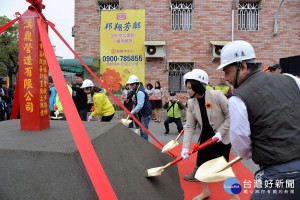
left=26, top=0, right=45, bottom=13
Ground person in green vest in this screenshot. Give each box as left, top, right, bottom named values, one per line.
left=54, top=84, right=73, bottom=120
left=205, top=83, right=214, bottom=90
left=214, top=75, right=232, bottom=98
left=163, top=91, right=184, bottom=135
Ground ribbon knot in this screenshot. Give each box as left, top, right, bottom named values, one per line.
left=26, top=0, right=45, bottom=13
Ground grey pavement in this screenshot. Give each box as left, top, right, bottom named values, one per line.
left=116, top=118, right=259, bottom=174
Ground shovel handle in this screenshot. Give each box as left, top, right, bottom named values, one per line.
left=215, top=156, right=243, bottom=173
left=227, top=156, right=242, bottom=166
left=191, top=137, right=218, bottom=154
left=174, top=129, right=184, bottom=141
left=166, top=137, right=218, bottom=169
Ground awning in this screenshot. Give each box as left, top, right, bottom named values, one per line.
left=144, top=41, right=166, bottom=45
left=210, top=41, right=231, bottom=46
left=60, top=66, right=84, bottom=73
left=58, top=58, right=100, bottom=74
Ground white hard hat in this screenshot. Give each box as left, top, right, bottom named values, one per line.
left=183, top=71, right=192, bottom=86
left=184, top=69, right=209, bottom=85
left=217, top=40, right=256, bottom=70
left=81, top=79, right=94, bottom=88
left=127, top=75, right=140, bottom=84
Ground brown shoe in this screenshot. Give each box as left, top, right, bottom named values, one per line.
left=184, top=166, right=200, bottom=182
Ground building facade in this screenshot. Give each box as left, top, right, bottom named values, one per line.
left=74, top=0, right=300, bottom=95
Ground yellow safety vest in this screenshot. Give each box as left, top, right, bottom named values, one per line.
left=206, top=85, right=214, bottom=90
left=167, top=101, right=181, bottom=118
left=215, top=84, right=229, bottom=94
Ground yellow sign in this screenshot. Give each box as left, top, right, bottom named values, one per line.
left=100, top=10, right=145, bottom=92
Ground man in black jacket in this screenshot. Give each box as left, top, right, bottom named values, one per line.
left=69, top=74, right=88, bottom=121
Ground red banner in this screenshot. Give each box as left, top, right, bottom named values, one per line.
left=18, top=9, right=49, bottom=130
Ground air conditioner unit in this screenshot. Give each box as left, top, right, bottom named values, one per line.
left=145, top=41, right=166, bottom=58
left=210, top=41, right=230, bottom=61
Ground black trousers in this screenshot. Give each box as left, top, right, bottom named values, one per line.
left=0, top=110, right=5, bottom=121
left=164, top=117, right=183, bottom=133
left=77, top=107, right=87, bottom=121
left=101, top=113, right=114, bottom=122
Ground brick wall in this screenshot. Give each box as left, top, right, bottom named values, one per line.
left=75, top=0, right=300, bottom=103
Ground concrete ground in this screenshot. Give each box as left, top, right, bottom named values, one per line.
left=122, top=118, right=259, bottom=174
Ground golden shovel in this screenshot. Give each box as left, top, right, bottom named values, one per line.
left=120, top=116, right=132, bottom=126
left=195, top=156, right=242, bottom=182
left=50, top=113, right=63, bottom=120
left=51, top=105, right=63, bottom=120
left=161, top=129, right=184, bottom=153
left=146, top=137, right=218, bottom=177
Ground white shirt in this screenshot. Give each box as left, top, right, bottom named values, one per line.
left=229, top=74, right=300, bottom=159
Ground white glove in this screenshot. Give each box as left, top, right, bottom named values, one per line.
left=54, top=110, right=59, bottom=116
left=181, top=148, right=190, bottom=160
left=88, top=115, right=93, bottom=121
left=212, top=132, right=222, bottom=143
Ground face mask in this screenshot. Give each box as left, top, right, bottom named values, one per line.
left=170, top=96, right=175, bottom=100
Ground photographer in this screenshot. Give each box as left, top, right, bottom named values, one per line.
left=163, top=91, right=184, bottom=135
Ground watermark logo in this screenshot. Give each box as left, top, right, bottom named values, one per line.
left=224, top=177, right=242, bottom=194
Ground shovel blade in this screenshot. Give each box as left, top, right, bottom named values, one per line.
left=195, top=156, right=236, bottom=182
left=51, top=116, right=63, bottom=120
left=120, top=118, right=132, bottom=125
left=161, top=140, right=179, bottom=153
left=145, top=166, right=164, bottom=177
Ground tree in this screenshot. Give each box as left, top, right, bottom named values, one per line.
left=0, top=15, right=19, bottom=87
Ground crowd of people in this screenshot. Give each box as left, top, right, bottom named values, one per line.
left=119, top=40, right=299, bottom=200
left=1, top=40, right=299, bottom=199
left=49, top=73, right=115, bottom=122
left=179, top=41, right=300, bottom=200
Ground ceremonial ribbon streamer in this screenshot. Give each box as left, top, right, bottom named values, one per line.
left=37, top=18, right=118, bottom=200
left=48, top=21, right=176, bottom=158
left=0, top=16, right=19, bottom=34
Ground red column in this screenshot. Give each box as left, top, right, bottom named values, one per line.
left=18, top=9, right=49, bottom=130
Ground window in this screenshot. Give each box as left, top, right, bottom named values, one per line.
left=99, top=2, right=120, bottom=26
left=168, top=62, right=193, bottom=92
left=171, top=1, right=193, bottom=30
left=99, top=2, right=119, bottom=11
left=238, top=2, right=259, bottom=31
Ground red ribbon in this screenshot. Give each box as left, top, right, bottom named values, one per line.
left=37, top=18, right=117, bottom=200
left=47, top=21, right=177, bottom=158
left=0, top=17, right=19, bottom=35
left=26, top=0, right=45, bottom=13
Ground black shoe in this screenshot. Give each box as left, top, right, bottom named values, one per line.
left=183, top=166, right=200, bottom=182
left=164, top=131, right=169, bottom=135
